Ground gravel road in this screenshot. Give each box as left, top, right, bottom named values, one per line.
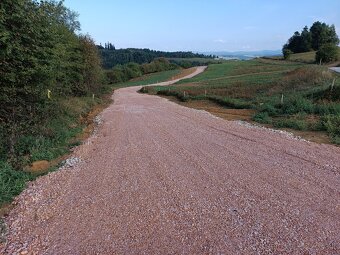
left=3, top=66, right=340, bottom=254
left=329, top=67, right=340, bottom=73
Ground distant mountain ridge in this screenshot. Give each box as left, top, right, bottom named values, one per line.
left=202, top=50, right=282, bottom=60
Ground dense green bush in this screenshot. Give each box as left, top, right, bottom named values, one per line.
left=253, top=112, right=272, bottom=124
left=283, top=49, right=293, bottom=60
left=258, top=103, right=278, bottom=116
left=316, top=44, right=339, bottom=63
left=0, top=0, right=104, bottom=163
left=321, top=115, right=340, bottom=135
left=106, top=58, right=179, bottom=84
left=279, top=97, right=314, bottom=114
left=315, top=103, right=340, bottom=115
left=274, top=119, right=308, bottom=130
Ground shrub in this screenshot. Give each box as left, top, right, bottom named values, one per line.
left=315, top=103, right=340, bottom=115
left=280, top=97, right=314, bottom=114
left=331, top=135, right=340, bottom=145
left=258, top=103, right=278, bottom=116
left=316, top=44, right=339, bottom=64
left=253, top=112, right=272, bottom=124
left=283, top=49, right=293, bottom=60
left=274, top=119, right=308, bottom=130
left=321, top=114, right=340, bottom=135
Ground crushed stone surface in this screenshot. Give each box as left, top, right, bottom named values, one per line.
left=3, top=66, right=340, bottom=254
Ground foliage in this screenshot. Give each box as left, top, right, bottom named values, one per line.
left=99, top=47, right=214, bottom=69
left=283, top=21, right=339, bottom=56
left=116, top=69, right=181, bottom=88
left=315, top=44, right=339, bottom=64
left=273, top=119, right=308, bottom=131
left=283, top=49, right=293, bottom=60
left=310, top=22, right=339, bottom=50
left=252, top=112, right=272, bottom=124
left=0, top=161, right=33, bottom=205
left=144, top=59, right=340, bottom=144
left=168, top=58, right=222, bottom=68
left=283, top=30, right=310, bottom=54
left=321, top=115, right=340, bottom=136
left=0, top=0, right=104, bottom=166
left=0, top=0, right=55, bottom=161
left=106, top=58, right=178, bottom=85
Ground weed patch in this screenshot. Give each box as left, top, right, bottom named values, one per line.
left=0, top=161, right=33, bottom=205
left=253, top=112, right=273, bottom=124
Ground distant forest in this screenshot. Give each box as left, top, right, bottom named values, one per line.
left=97, top=43, right=215, bottom=69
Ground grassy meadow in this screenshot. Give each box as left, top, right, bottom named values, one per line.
left=112, top=69, right=181, bottom=88
left=142, top=59, right=340, bottom=144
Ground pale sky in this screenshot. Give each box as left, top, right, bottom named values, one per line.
left=64, top=0, right=340, bottom=52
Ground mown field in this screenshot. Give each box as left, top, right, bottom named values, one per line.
left=142, top=59, right=340, bottom=144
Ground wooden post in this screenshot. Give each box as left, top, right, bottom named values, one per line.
left=281, top=94, right=284, bottom=104
left=183, top=91, right=186, bottom=97
left=205, top=90, right=207, bottom=97
left=92, top=94, right=95, bottom=100
left=331, top=78, right=335, bottom=91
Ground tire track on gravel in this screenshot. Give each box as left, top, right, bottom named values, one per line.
left=3, top=66, right=340, bottom=254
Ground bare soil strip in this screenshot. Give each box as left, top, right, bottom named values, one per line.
left=2, top=66, right=340, bottom=254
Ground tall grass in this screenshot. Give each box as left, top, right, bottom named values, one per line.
left=113, top=69, right=181, bottom=88
left=0, top=161, right=33, bottom=204
left=144, top=59, right=340, bottom=144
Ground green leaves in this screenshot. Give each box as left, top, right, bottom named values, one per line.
left=0, top=0, right=103, bottom=161
left=283, top=21, right=339, bottom=55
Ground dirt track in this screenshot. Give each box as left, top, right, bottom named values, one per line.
left=3, top=66, right=340, bottom=254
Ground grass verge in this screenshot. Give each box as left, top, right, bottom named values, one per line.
left=143, top=59, right=340, bottom=145
left=113, top=69, right=181, bottom=88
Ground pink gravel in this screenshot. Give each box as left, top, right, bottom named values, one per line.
left=2, top=67, right=340, bottom=254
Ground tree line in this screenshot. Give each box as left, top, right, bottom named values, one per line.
left=106, top=58, right=178, bottom=84
left=98, top=47, right=214, bottom=69
left=0, top=0, right=104, bottom=164
left=283, top=21, right=339, bottom=63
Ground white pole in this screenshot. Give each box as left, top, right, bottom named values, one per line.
left=331, top=78, right=335, bottom=91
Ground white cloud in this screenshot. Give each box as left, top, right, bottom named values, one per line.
left=214, top=39, right=225, bottom=43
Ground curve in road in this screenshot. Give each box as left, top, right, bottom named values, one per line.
left=3, top=66, right=340, bottom=254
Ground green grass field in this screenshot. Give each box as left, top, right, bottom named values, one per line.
left=167, top=57, right=223, bottom=63
left=289, top=51, right=316, bottom=63
left=113, top=69, right=181, bottom=88
left=288, top=47, right=340, bottom=64
left=143, top=59, right=340, bottom=144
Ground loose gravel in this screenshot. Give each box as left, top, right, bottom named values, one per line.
left=2, top=66, right=340, bottom=254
